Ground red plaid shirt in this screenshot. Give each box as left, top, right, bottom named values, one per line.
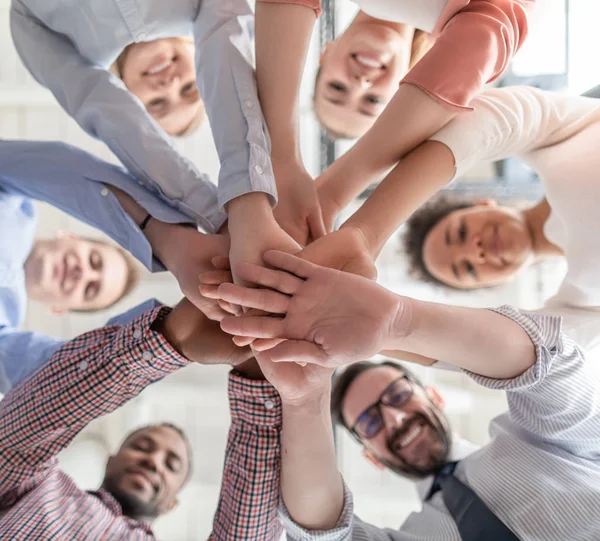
left=0, top=306, right=283, bottom=540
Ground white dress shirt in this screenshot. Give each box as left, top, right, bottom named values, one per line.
left=10, top=0, right=277, bottom=232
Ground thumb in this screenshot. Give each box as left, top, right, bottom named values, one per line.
left=267, top=340, right=329, bottom=366
left=308, top=208, right=327, bottom=241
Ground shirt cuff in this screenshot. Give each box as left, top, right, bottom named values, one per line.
left=228, top=372, right=282, bottom=427
left=464, top=305, right=563, bottom=392
left=278, top=480, right=354, bottom=540
left=109, top=306, right=189, bottom=379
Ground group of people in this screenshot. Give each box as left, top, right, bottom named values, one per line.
left=1, top=0, right=599, bottom=539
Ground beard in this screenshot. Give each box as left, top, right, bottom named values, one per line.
left=381, top=408, right=451, bottom=479
left=103, top=475, right=161, bottom=521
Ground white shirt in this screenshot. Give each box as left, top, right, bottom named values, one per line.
left=352, top=0, right=448, bottom=32
left=430, top=86, right=600, bottom=355
left=10, top=0, right=276, bottom=232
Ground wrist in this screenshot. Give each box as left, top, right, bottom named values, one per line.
left=143, top=219, right=182, bottom=267
left=227, top=192, right=274, bottom=226
left=384, top=295, right=416, bottom=351
left=232, top=359, right=266, bottom=380
left=281, top=384, right=331, bottom=414
left=339, top=221, right=377, bottom=259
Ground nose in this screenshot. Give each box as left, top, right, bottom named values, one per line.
left=139, top=454, right=159, bottom=473
left=352, top=74, right=372, bottom=89
left=155, top=70, right=179, bottom=89
left=381, top=404, right=409, bottom=430
left=467, top=234, right=486, bottom=264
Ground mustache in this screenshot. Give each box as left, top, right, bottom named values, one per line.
left=388, top=414, right=428, bottom=450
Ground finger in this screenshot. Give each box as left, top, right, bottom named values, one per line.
left=252, top=337, right=286, bottom=351
left=200, top=270, right=233, bottom=286
left=262, top=250, right=316, bottom=279
left=233, top=335, right=256, bottom=347
left=220, top=315, right=285, bottom=338
left=308, top=209, right=327, bottom=241
left=217, top=283, right=290, bottom=314
left=266, top=340, right=328, bottom=365
left=212, top=256, right=231, bottom=270
left=234, top=262, right=303, bottom=294
left=218, top=299, right=239, bottom=315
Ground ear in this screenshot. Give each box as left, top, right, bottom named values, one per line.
left=363, top=449, right=385, bottom=471
left=425, top=386, right=445, bottom=410
left=474, top=199, right=497, bottom=208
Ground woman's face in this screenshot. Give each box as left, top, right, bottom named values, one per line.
left=119, top=38, right=203, bottom=135
left=422, top=202, right=534, bottom=289
left=314, top=22, right=409, bottom=138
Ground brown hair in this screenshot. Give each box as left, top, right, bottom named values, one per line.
left=315, top=30, right=434, bottom=140
left=110, top=39, right=206, bottom=137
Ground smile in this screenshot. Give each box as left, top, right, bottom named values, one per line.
left=353, top=53, right=385, bottom=69
left=399, top=422, right=423, bottom=448
left=144, top=58, right=173, bottom=76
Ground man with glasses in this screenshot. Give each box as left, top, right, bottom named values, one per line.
left=213, top=250, right=600, bottom=540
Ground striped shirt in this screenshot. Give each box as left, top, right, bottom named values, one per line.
left=280, top=306, right=600, bottom=541
left=0, top=305, right=283, bottom=540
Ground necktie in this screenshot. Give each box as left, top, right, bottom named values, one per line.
left=426, top=461, right=521, bottom=541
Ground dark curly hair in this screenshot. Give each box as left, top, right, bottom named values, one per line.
left=402, top=196, right=475, bottom=288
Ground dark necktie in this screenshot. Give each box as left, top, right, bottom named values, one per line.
left=426, top=461, right=521, bottom=541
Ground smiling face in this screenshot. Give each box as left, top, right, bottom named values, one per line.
left=118, top=38, right=203, bottom=135
left=102, top=425, right=191, bottom=522
left=422, top=201, right=534, bottom=289
left=341, top=365, right=450, bottom=477
left=24, top=235, right=130, bottom=312
left=314, top=21, right=412, bottom=138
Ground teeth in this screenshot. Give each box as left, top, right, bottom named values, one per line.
left=147, top=60, right=172, bottom=75
left=355, top=54, right=383, bottom=69
left=400, top=423, right=423, bottom=448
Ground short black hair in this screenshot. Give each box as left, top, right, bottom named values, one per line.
left=331, top=360, right=422, bottom=431
left=402, top=196, right=475, bottom=288
left=123, top=422, right=193, bottom=483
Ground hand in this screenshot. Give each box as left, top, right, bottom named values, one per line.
left=316, top=175, right=342, bottom=234
left=227, top=194, right=302, bottom=288
left=255, top=351, right=334, bottom=406
left=158, top=226, right=233, bottom=321
left=156, top=298, right=254, bottom=366
left=272, top=161, right=326, bottom=245
left=299, top=227, right=378, bottom=280
left=218, top=250, right=407, bottom=368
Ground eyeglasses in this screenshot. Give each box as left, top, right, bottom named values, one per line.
left=350, top=376, right=414, bottom=441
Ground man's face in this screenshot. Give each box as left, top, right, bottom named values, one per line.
left=103, top=426, right=190, bottom=521
left=422, top=201, right=534, bottom=289
left=24, top=235, right=130, bottom=312
left=342, top=365, right=450, bottom=477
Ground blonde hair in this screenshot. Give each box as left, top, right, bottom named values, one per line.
left=110, top=38, right=206, bottom=137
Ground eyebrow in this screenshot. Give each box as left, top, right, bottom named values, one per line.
left=445, top=225, right=451, bottom=246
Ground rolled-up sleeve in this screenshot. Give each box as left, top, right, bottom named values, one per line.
left=193, top=0, right=278, bottom=211
left=466, top=306, right=600, bottom=460
left=404, top=0, right=533, bottom=110
left=256, top=0, right=322, bottom=17
left=10, top=1, right=226, bottom=233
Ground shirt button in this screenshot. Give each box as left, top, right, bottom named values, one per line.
left=137, top=32, right=147, bottom=41
left=79, top=361, right=88, bottom=371
left=101, top=188, right=109, bottom=197
left=264, top=400, right=274, bottom=410
left=254, top=165, right=263, bottom=175
left=133, top=330, right=142, bottom=340
left=245, top=101, right=253, bottom=109
left=137, top=180, right=144, bottom=186
left=142, top=351, right=152, bottom=361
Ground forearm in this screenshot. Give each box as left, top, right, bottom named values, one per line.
left=342, top=140, right=455, bottom=259
left=318, top=85, right=455, bottom=214
left=255, top=2, right=316, bottom=164
left=387, top=298, right=536, bottom=379
left=280, top=390, right=344, bottom=531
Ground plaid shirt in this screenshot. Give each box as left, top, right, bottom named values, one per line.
left=0, top=306, right=283, bottom=540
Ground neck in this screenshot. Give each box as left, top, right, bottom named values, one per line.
left=522, top=199, right=563, bottom=261
left=22, top=243, right=41, bottom=301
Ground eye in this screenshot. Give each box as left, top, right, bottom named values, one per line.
left=181, top=82, right=196, bottom=96
left=148, top=98, right=166, bottom=110
left=365, top=95, right=381, bottom=105
left=458, top=221, right=467, bottom=243
left=465, top=261, right=477, bottom=279
left=89, top=250, right=102, bottom=271
left=328, top=82, right=347, bottom=93
left=84, top=281, right=100, bottom=301
left=356, top=407, right=383, bottom=439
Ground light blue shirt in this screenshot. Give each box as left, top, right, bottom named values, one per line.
left=10, top=0, right=277, bottom=232
left=0, top=139, right=193, bottom=394
left=281, top=307, right=600, bottom=541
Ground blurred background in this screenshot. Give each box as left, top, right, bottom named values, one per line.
left=0, top=0, right=595, bottom=538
